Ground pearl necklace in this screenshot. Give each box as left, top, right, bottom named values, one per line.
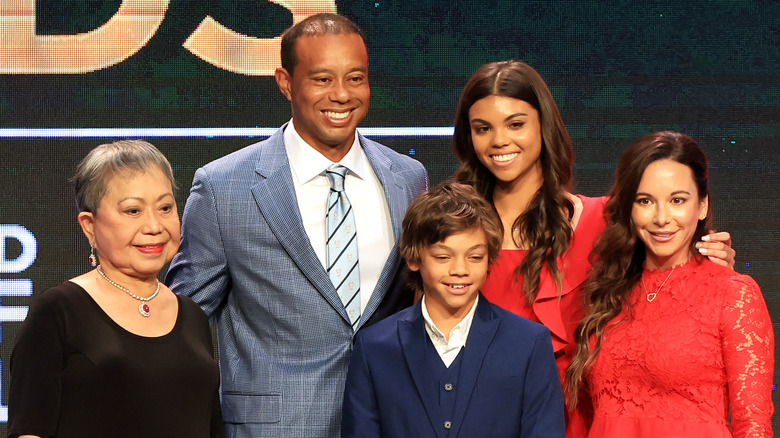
left=641, top=266, right=676, bottom=303
left=96, top=265, right=160, bottom=317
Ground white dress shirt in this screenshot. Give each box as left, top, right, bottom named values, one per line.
left=284, top=121, right=394, bottom=313
left=421, top=295, right=479, bottom=367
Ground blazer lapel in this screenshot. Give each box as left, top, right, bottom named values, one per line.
left=398, top=303, right=442, bottom=437
left=357, top=136, right=408, bottom=329
left=250, top=129, right=351, bottom=323
left=449, top=296, right=499, bottom=438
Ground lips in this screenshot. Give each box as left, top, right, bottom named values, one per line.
left=322, top=109, right=353, bottom=127
left=649, top=231, right=676, bottom=243
left=135, top=243, right=165, bottom=254
left=491, top=152, right=519, bottom=163
left=324, top=110, right=349, bottom=119
left=445, top=283, right=471, bottom=295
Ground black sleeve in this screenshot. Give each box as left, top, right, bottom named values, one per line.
left=7, top=290, right=66, bottom=437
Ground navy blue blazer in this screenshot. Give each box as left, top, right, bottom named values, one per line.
left=167, top=126, right=428, bottom=438
left=342, top=295, right=565, bottom=438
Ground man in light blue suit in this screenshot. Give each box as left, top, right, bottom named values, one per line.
left=166, top=13, right=428, bottom=438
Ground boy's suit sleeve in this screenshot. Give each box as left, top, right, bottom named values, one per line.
left=341, top=334, right=382, bottom=438
left=521, top=327, right=566, bottom=438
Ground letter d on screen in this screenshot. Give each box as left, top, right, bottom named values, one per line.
left=0, top=225, right=37, bottom=273
left=0, top=0, right=169, bottom=74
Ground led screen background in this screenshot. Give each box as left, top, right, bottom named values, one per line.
left=1, top=0, right=779, bottom=431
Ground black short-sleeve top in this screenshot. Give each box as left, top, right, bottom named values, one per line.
left=7, top=281, right=223, bottom=438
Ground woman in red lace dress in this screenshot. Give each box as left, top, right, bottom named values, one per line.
left=566, top=131, right=774, bottom=437
left=452, top=61, right=736, bottom=438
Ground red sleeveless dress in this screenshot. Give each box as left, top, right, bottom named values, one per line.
left=481, top=195, right=608, bottom=438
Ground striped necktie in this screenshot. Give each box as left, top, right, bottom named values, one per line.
left=325, top=165, right=361, bottom=329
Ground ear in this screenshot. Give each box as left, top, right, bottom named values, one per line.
left=406, top=258, right=421, bottom=272
left=699, top=195, right=709, bottom=221
left=77, top=211, right=96, bottom=245
left=275, top=67, right=293, bottom=101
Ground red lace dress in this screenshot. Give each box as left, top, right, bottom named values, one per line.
left=482, top=195, right=608, bottom=438
left=586, top=259, right=774, bottom=437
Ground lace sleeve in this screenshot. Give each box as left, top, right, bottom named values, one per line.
left=720, top=275, right=774, bottom=438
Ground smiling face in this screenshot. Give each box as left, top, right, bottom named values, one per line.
left=632, top=159, right=708, bottom=270
left=408, top=227, right=489, bottom=322
left=275, top=32, right=370, bottom=162
left=468, top=95, right=543, bottom=191
left=79, top=166, right=180, bottom=282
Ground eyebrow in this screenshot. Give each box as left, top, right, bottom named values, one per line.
left=432, top=243, right=488, bottom=251
left=308, top=66, right=367, bottom=75
left=635, top=190, right=692, bottom=198
left=118, top=193, right=174, bottom=203
left=470, top=113, right=529, bottom=124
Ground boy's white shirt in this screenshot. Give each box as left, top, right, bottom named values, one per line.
left=421, top=295, right=480, bottom=367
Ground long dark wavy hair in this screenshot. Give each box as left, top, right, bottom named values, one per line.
left=564, top=131, right=712, bottom=407
left=453, top=60, right=575, bottom=304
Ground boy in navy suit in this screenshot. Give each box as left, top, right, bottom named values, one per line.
left=342, top=181, right=565, bottom=438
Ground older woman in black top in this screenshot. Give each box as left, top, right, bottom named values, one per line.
left=8, top=140, right=223, bottom=438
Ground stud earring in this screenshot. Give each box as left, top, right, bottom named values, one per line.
left=89, top=245, right=97, bottom=267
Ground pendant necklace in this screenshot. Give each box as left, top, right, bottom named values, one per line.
left=642, top=266, right=676, bottom=303
left=96, top=265, right=160, bottom=317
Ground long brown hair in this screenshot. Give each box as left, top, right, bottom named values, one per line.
left=564, top=131, right=712, bottom=407
left=453, top=60, right=575, bottom=304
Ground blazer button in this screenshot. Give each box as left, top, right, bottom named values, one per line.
left=444, top=420, right=452, bottom=429
left=444, top=382, right=454, bottom=391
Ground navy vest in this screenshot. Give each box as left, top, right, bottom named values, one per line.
left=424, top=334, right=465, bottom=435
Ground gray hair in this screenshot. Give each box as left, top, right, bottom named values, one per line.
left=72, top=140, right=176, bottom=214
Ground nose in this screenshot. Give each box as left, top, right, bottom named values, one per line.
left=492, top=127, right=510, bottom=148
left=329, top=79, right=350, bottom=103
left=142, top=211, right=163, bottom=234
left=449, top=256, right=469, bottom=276
left=653, top=203, right=671, bottom=226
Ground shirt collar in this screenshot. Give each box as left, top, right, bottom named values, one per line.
left=421, top=294, right=479, bottom=347
left=284, top=119, right=367, bottom=184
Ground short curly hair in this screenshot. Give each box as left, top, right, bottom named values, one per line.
left=72, top=140, right=176, bottom=214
